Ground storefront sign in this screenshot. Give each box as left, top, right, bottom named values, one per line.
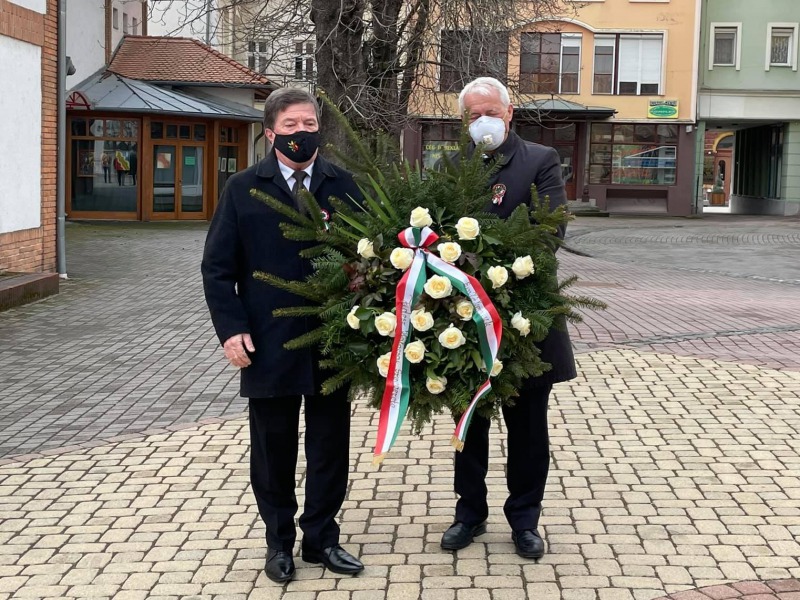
left=648, top=100, right=679, bottom=119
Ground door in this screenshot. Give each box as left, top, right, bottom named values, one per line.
left=152, top=144, right=206, bottom=219
left=516, top=122, right=578, bottom=200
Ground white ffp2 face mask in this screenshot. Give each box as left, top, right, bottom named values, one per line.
left=468, top=116, right=506, bottom=151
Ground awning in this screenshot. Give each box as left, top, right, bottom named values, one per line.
left=516, top=99, right=616, bottom=120
left=67, top=71, right=264, bottom=122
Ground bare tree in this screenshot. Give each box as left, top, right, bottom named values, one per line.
left=148, top=0, right=578, bottom=147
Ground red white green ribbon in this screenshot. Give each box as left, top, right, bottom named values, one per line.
left=373, top=226, right=503, bottom=463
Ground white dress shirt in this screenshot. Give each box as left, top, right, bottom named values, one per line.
left=277, top=160, right=314, bottom=192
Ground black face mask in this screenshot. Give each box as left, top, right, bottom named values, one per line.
left=271, top=130, right=320, bottom=163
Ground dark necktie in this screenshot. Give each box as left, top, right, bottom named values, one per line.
left=292, top=170, right=307, bottom=197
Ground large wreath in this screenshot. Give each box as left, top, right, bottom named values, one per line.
left=253, top=116, right=603, bottom=463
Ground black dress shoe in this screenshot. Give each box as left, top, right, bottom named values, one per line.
left=512, top=529, right=545, bottom=559
left=302, top=544, right=364, bottom=575
left=265, top=548, right=295, bottom=583
left=441, top=521, right=487, bottom=550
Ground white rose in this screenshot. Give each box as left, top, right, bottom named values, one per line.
left=511, top=311, right=531, bottom=337
left=346, top=305, right=361, bottom=330
left=410, top=206, right=433, bottom=228
left=411, top=309, right=434, bottom=332
left=357, top=238, right=376, bottom=258
left=390, top=247, right=414, bottom=270
left=438, top=324, right=466, bottom=349
left=487, top=265, right=509, bottom=289
left=455, top=300, right=474, bottom=321
left=437, top=242, right=462, bottom=264
left=377, top=352, right=392, bottom=377
left=426, top=375, right=447, bottom=394
left=490, top=360, right=503, bottom=377
left=512, top=255, right=535, bottom=279
left=404, top=340, right=426, bottom=364
left=424, top=275, right=452, bottom=299
left=455, top=217, right=480, bottom=240
left=374, top=312, right=397, bottom=337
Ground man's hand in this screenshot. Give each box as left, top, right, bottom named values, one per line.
left=223, top=333, right=255, bottom=368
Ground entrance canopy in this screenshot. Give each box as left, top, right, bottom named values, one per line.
left=68, top=71, right=264, bottom=122
left=516, top=99, right=616, bottom=121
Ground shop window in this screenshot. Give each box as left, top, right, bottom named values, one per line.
left=166, top=124, right=178, bottom=139
left=520, top=33, right=581, bottom=94
left=420, top=122, right=461, bottom=170
left=517, top=124, right=542, bottom=143
left=151, top=122, right=163, bottom=139
left=589, top=123, right=677, bottom=185
left=439, top=30, right=508, bottom=93
left=71, top=118, right=87, bottom=136
left=71, top=139, right=138, bottom=212
left=220, top=127, right=239, bottom=143
left=179, top=125, right=191, bottom=140
left=194, top=125, right=206, bottom=141
left=105, top=120, right=121, bottom=137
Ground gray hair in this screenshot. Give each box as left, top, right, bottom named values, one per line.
left=263, top=88, right=321, bottom=129
left=458, top=77, right=511, bottom=112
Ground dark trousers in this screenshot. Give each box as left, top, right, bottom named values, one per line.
left=249, top=391, right=350, bottom=552
left=454, top=384, right=552, bottom=531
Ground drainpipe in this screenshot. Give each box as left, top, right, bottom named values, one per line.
left=56, top=0, right=68, bottom=278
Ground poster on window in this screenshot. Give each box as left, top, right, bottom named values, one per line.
left=422, top=141, right=459, bottom=171
left=226, top=158, right=237, bottom=173
left=156, top=152, right=172, bottom=169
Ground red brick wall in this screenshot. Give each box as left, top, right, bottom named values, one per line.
left=0, top=0, right=58, bottom=274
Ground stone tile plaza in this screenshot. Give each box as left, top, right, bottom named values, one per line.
left=1, top=216, right=799, bottom=599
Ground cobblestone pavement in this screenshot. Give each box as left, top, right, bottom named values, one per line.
left=1, top=217, right=799, bottom=599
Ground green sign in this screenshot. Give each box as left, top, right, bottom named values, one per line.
left=648, top=100, right=679, bottom=119
left=185, top=156, right=196, bottom=166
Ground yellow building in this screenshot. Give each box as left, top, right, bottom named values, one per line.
left=404, top=0, right=700, bottom=216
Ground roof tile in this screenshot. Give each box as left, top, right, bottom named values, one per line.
left=108, top=36, right=274, bottom=87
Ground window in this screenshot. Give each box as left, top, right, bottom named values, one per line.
left=247, top=40, right=268, bottom=73
left=440, top=30, right=508, bottom=92
left=123, top=13, right=129, bottom=34
left=589, top=123, right=678, bottom=185
left=421, top=122, right=462, bottom=170
left=766, top=24, right=798, bottom=70
left=294, top=41, right=315, bottom=80
left=519, top=33, right=581, bottom=94
left=591, top=34, right=662, bottom=95
left=593, top=36, right=615, bottom=94
left=112, top=7, right=118, bottom=30
left=714, top=28, right=736, bottom=65
left=618, top=35, right=662, bottom=95
left=132, top=17, right=138, bottom=35
left=709, top=23, right=741, bottom=70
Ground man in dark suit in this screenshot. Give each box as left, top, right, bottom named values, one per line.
left=440, top=77, right=577, bottom=560
left=201, top=88, right=364, bottom=583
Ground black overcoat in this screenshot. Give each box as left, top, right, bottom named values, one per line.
left=479, top=130, right=578, bottom=386
left=201, top=152, right=362, bottom=398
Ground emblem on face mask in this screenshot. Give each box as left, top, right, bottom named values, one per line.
left=288, top=140, right=300, bottom=152
left=492, top=183, right=506, bottom=205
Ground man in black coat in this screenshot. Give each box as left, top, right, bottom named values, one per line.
left=440, top=77, right=577, bottom=560
left=201, top=88, right=364, bottom=583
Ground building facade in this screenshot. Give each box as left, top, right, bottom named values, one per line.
left=66, top=0, right=146, bottom=90
left=696, top=0, right=800, bottom=216
left=0, top=0, right=58, bottom=273
left=66, top=36, right=274, bottom=221
left=405, top=0, right=701, bottom=216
